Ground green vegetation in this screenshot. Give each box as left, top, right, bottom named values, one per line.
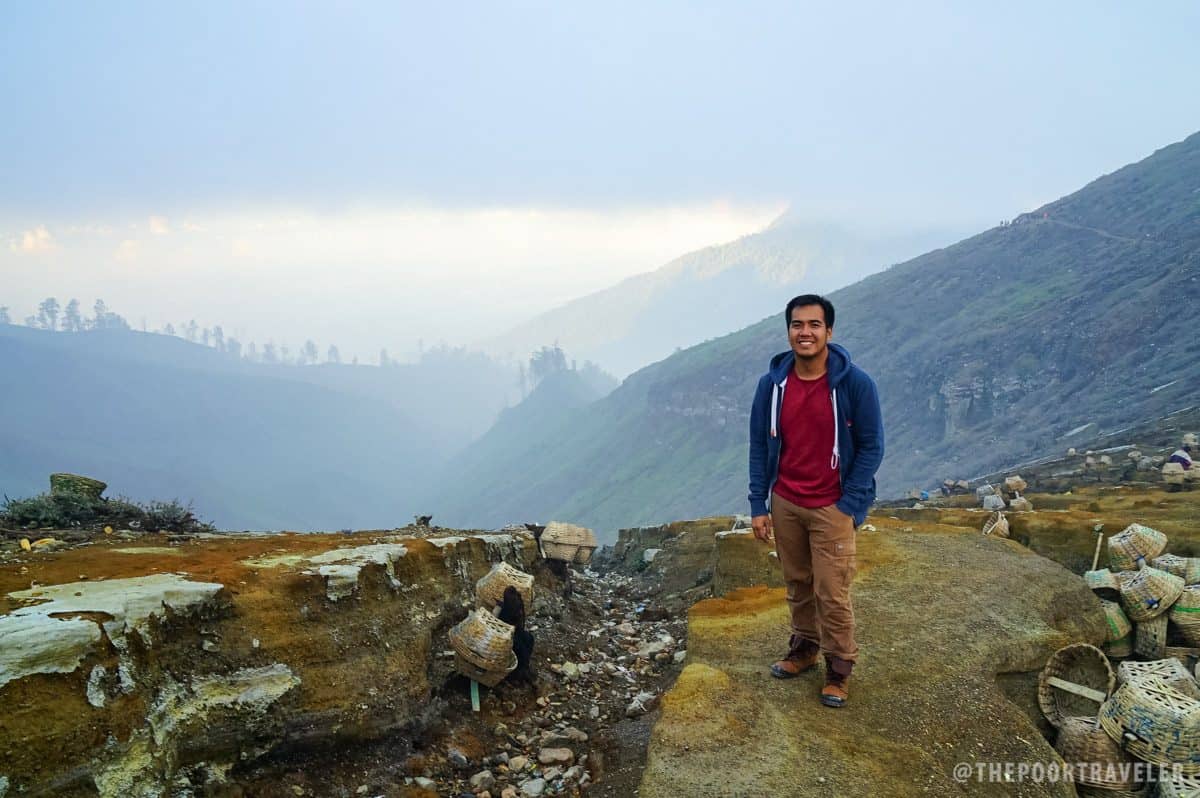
left=430, top=131, right=1200, bottom=538
left=0, top=491, right=214, bottom=533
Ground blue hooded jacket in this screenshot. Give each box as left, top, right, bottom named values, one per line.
left=748, top=342, right=884, bottom=527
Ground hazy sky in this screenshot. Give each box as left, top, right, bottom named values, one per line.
left=3, top=2, right=1198, bottom=361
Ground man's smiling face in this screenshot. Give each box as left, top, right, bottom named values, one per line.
left=788, top=303, right=832, bottom=362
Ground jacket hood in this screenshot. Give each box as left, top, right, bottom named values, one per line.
left=768, top=342, right=853, bottom=388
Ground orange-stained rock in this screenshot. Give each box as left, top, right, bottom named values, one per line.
left=0, top=528, right=540, bottom=796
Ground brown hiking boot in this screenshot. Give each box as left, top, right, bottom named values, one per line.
left=820, top=656, right=853, bottom=707
left=770, top=635, right=819, bottom=679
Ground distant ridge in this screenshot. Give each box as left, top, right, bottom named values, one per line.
left=482, top=217, right=960, bottom=378
left=0, top=325, right=514, bottom=529
left=432, top=131, right=1200, bottom=537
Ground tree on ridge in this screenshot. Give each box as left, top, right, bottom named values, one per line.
left=37, top=297, right=60, bottom=331
left=63, top=299, right=83, bottom=332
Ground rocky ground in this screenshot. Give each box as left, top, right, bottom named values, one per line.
left=0, top=521, right=704, bottom=798
left=2, top=454, right=1197, bottom=797
left=228, top=567, right=695, bottom=798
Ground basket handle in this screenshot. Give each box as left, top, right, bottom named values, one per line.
left=1045, top=676, right=1107, bottom=703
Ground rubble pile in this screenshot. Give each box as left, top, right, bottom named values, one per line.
left=976, top=474, right=1034, bottom=512
left=1041, top=521, right=1200, bottom=791
left=409, top=567, right=690, bottom=798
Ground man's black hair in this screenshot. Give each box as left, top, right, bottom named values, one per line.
left=785, top=294, right=835, bottom=329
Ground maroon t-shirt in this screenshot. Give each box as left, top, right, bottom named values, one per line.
left=772, top=372, right=842, bottom=508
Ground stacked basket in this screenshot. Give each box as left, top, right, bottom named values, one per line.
left=476, top=561, right=535, bottom=610
left=1171, top=586, right=1200, bottom=646
left=1110, top=524, right=1169, bottom=572
left=449, top=559, right=537, bottom=686
left=540, top=522, right=598, bottom=565
left=1084, top=524, right=1193, bottom=664
left=1053, top=716, right=1141, bottom=793
left=1153, top=555, right=1200, bottom=586
left=448, top=607, right=519, bottom=687
left=1038, top=644, right=1115, bottom=728
left=1057, top=521, right=1200, bottom=782
left=1099, top=676, right=1200, bottom=774
left=1041, top=651, right=1200, bottom=793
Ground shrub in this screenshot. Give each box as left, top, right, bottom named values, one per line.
left=0, top=492, right=214, bottom=534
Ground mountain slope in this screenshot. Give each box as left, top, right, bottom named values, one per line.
left=432, top=132, right=1200, bottom=537
left=0, top=326, right=505, bottom=529
left=423, top=368, right=615, bottom=522
left=482, top=218, right=960, bottom=377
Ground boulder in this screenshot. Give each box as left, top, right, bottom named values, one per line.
left=49, top=472, right=107, bottom=499
left=982, top=494, right=1006, bottom=511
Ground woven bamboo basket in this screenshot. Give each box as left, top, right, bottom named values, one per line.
left=475, top=562, right=534, bottom=610
left=1003, top=474, right=1028, bottom=494
left=1110, top=524, right=1169, bottom=572
left=1154, top=556, right=1200, bottom=586
left=981, top=511, right=1009, bottom=538
left=1163, top=463, right=1186, bottom=486
left=1054, top=716, right=1142, bottom=791
left=1088, top=569, right=1124, bottom=601
left=540, top=522, right=597, bottom=565
left=1078, top=788, right=1147, bottom=798
left=1008, top=496, right=1033, bottom=512
left=1039, top=644, right=1116, bottom=728
left=1137, top=614, right=1170, bottom=659
left=448, top=608, right=516, bottom=673
left=1118, top=659, right=1200, bottom=701
left=1172, top=587, right=1200, bottom=646
left=1099, top=676, right=1200, bottom=773
left=1103, top=600, right=1134, bottom=642
left=1105, top=633, right=1134, bottom=659
left=1121, top=567, right=1185, bottom=623
left=453, top=651, right=517, bottom=687
left=1165, top=647, right=1200, bottom=671
left=1156, top=773, right=1200, bottom=797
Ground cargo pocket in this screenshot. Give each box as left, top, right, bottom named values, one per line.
left=817, top=506, right=857, bottom=584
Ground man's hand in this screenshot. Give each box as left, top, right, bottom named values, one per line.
left=752, top=514, right=773, bottom=542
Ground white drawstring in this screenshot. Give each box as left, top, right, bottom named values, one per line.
left=830, top=388, right=841, bottom=470
left=770, top=378, right=786, bottom=437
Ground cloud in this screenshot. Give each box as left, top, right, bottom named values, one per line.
left=10, top=200, right=782, bottom=362
left=230, top=237, right=254, bottom=258
left=148, top=215, right=171, bottom=235
left=10, top=225, right=57, bottom=253
left=114, top=239, right=140, bottom=261
left=65, top=223, right=115, bottom=236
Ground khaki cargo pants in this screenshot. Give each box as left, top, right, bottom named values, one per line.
left=770, top=492, right=859, bottom=663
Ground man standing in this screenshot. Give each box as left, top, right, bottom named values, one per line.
left=748, top=294, right=884, bottom=708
